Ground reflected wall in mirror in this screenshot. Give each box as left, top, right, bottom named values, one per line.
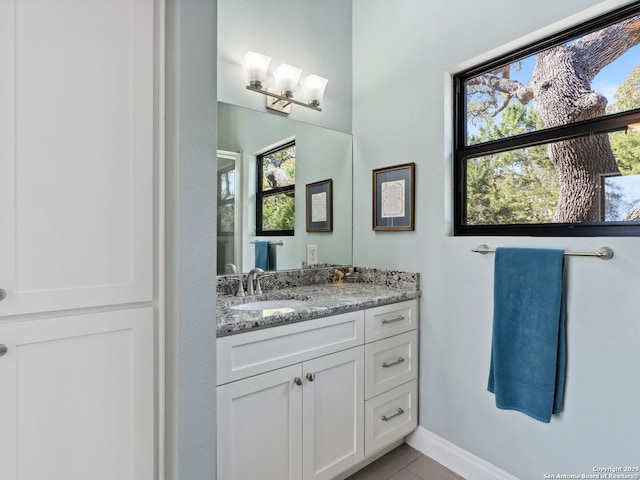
left=217, top=102, right=353, bottom=274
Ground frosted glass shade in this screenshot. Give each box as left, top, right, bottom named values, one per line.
left=273, top=64, right=302, bottom=97
left=242, top=51, right=271, bottom=88
left=301, top=75, right=328, bottom=106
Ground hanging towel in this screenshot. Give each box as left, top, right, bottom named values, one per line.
left=254, top=241, right=270, bottom=270
left=268, top=243, right=277, bottom=271
left=488, top=247, right=566, bottom=423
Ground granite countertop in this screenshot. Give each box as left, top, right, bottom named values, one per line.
left=217, top=281, right=421, bottom=337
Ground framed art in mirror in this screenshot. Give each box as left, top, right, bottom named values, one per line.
left=306, top=179, right=333, bottom=232
left=373, top=162, right=415, bottom=231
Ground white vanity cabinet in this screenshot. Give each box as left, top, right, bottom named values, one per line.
left=217, top=311, right=365, bottom=480
left=363, top=301, right=419, bottom=456
left=217, top=298, right=419, bottom=480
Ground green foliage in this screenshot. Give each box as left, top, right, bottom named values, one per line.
left=608, top=66, right=640, bottom=176
left=607, top=65, right=640, bottom=114
left=261, top=193, right=295, bottom=231
left=466, top=104, right=559, bottom=225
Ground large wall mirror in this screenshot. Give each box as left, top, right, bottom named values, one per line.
left=217, top=102, right=353, bottom=274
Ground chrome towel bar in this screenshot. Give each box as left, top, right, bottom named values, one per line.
left=472, top=244, right=614, bottom=260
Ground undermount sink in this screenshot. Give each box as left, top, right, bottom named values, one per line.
left=230, top=299, right=307, bottom=311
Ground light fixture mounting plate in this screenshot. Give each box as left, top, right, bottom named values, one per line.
left=265, top=88, right=292, bottom=114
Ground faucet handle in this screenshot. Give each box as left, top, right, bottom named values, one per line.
left=234, top=276, right=245, bottom=297
left=254, top=273, right=273, bottom=295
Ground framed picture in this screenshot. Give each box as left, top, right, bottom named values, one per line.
left=306, top=179, right=333, bottom=232
left=372, top=162, right=415, bottom=231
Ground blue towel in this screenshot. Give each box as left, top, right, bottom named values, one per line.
left=488, top=247, right=566, bottom=423
left=268, top=243, right=277, bottom=271
left=254, top=241, right=270, bottom=270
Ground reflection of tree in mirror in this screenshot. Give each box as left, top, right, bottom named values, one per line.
left=262, top=145, right=295, bottom=190
left=262, top=194, right=295, bottom=231
left=258, top=142, right=296, bottom=233
left=466, top=14, right=640, bottom=223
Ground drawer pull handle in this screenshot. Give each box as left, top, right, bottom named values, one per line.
left=381, top=315, right=404, bottom=324
left=381, top=408, right=405, bottom=422
left=382, top=356, right=405, bottom=368
left=0, top=344, right=7, bottom=357
left=306, top=373, right=315, bottom=382
left=293, top=377, right=303, bottom=386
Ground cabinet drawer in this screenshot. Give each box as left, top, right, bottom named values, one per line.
left=365, top=330, right=417, bottom=399
left=217, top=310, right=364, bottom=384
left=364, top=300, right=417, bottom=343
left=365, top=380, right=417, bottom=456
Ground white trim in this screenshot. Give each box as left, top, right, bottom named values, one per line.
left=405, top=427, right=519, bottom=480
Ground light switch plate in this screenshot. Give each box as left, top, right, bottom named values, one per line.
left=306, top=245, right=318, bottom=265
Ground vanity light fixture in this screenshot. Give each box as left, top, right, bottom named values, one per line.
left=242, top=51, right=328, bottom=114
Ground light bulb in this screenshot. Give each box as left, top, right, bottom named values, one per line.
left=301, top=75, right=328, bottom=107
left=242, top=52, right=271, bottom=89
left=273, top=64, right=302, bottom=98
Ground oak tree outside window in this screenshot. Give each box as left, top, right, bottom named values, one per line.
left=256, top=140, right=296, bottom=236
left=454, top=4, right=640, bottom=236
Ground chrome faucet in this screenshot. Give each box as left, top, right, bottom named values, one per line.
left=246, top=268, right=265, bottom=296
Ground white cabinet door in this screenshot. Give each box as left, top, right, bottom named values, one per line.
left=217, top=364, right=304, bottom=480
left=0, top=0, right=156, bottom=316
left=302, top=346, right=365, bottom=480
left=0, top=308, right=154, bottom=480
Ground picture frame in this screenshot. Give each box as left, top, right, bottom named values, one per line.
left=306, top=179, right=333, bottom=232
left=372, top=162, right=415, bottom=231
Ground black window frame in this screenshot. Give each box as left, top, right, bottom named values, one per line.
left=453, top=3, right=640, bottom=237
left=256, top=140, right=296, bottom=236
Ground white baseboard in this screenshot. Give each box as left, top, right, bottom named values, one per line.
left=405, top=427, right=519, bottom=480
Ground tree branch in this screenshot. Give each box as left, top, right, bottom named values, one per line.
left=467, top=74, right=534, bottom=104
left=571, top=15, right=640, bottom=81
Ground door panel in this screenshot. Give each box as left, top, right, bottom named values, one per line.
left=0, top=0, right=155, bottom=316
left=217, top=364, right=304, bottom=480
left=302, top=347, right=364, bottom=480
left=0, top=308, right=154, bottom=480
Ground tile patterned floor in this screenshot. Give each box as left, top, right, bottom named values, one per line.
left=345, top=444, right=464, bottom=480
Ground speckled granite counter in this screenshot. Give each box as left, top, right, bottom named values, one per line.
left=217, top=268, right=420, bottom=337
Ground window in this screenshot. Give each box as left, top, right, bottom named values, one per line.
left=256, top=140, right=296, bottom=236
left=453, top=4, right=640, bottom=236
left=217, top=164, right=236, bottom=235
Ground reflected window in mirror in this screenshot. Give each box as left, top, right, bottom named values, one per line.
left=256, top=140, right=296, bottom=236
left=217, top=165, right=236, bottom=235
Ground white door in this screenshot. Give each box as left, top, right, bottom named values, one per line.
left=0, top=308, right=155, bottom=480
left=0, top=0, right=156, bottom=316
left=217, top=364, right=304, bottom=480
left=302, top=347, right=365, bottom=480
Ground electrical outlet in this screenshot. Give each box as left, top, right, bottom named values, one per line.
left=306, top=245, right=318, bottom=265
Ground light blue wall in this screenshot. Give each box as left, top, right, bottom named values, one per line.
left=218, top=0, right=352, bottom=133
left=352, top=0, right=640, bottom=478
left=166, top=0, right=218, bottom=479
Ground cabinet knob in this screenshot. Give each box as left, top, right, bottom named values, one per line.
left=0, top=344, right=7, bottom=357
left=305, top=373, right=315, bottom=382
left=0, top=289, right=6, bottom=301
left=293, top=377, right=303, bottom=386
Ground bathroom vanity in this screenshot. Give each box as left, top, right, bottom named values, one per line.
left=216, top=269, right=420, bottom=480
